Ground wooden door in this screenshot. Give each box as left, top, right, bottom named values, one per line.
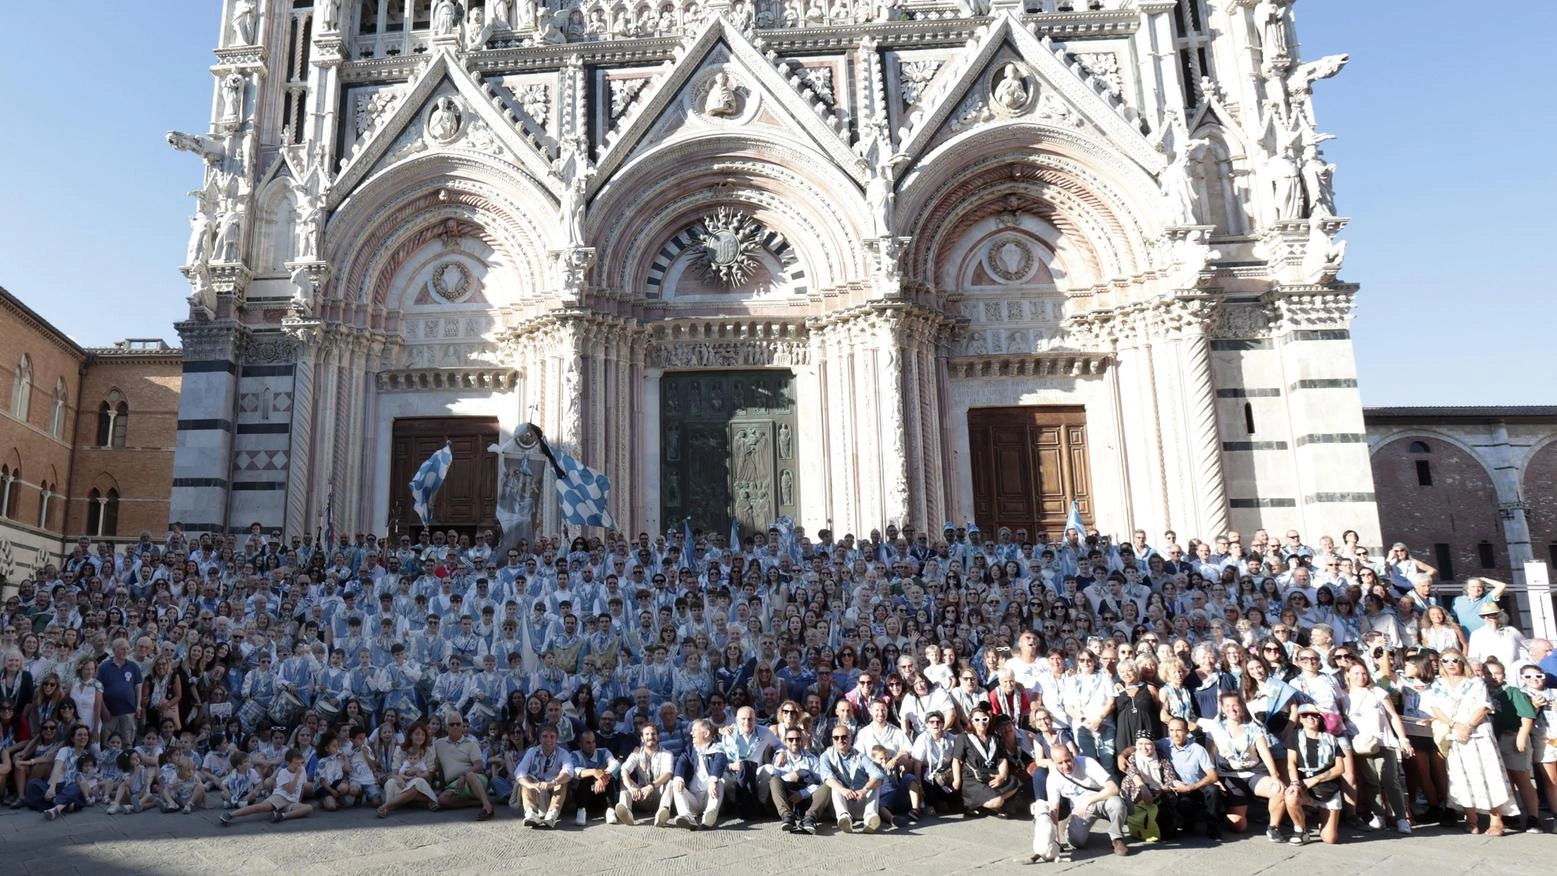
left=389, top=417, right=500, bottom=537
left=968, top=406, right=1091, bottom=539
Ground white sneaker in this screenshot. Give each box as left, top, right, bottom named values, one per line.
left=654, top=806, right=671, bottom=827
left=544, top=810, right=560, bottom=829
left=1365, top=814, right=1384, bottom=831
left=522, top=810, right=539, bottom=827
left=701, top=806, right=718, bottom=828
left=1396, top=819, right=1412, bottom=835
left=837, top=814, right=853, bottom=832
left=864, top=813, right=881, bottom=832
left=605, top=807, right=619, bottom=825
left=576, top=809, right=588, bottom=827
left=106, top=804, right=121, bottom=815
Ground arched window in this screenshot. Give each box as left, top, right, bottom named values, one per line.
left=103, top=489, right=120, bottom=537
left=97, top=392, right=129, bottom=448
left=11, top=354, right=31, bottom=420
left=49, top=378, right=67, bottom=438
left=37, top=481, right=55, bottom=529
left=86, top=487, right=102, bottom=535
left=1408, top=440, right=1431, bottom=453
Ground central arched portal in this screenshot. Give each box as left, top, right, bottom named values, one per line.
left=659, top=370, right=798, bottom=538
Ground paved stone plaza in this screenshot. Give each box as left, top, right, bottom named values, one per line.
left=1, top=805, right=1545, bottom=876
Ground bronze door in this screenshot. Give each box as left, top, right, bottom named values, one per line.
left=968, top=406, right=1091, bottom=540
left=389, top=416, right=499, bottom=537
left=661, top=371, right=797, bottom=538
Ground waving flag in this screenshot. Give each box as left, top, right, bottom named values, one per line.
left=409, top=443, right=453, bottom=525
left=1065, top=500, right=1087, bottom=543
left=730, top=516, right=742, bottom=554
left=681, top=517, right=698, bottom=573
left=555, top=451, right=616, bottom=529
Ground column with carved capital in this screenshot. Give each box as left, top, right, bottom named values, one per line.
left=171, top=320, right=248, bottom=532
left=281, top=319, right=325, bottom=536
left=872, top=314, right=912, bottom=530
left=1176, top=302, right=1230, bottom=538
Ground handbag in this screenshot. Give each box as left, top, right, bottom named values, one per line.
left=1351, top=734, right=1381, bottom=756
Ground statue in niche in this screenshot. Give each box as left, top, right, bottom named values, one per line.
left=1261, top=101, right=1305, bottom=221
left=666, top=387, right=682, bottom=415
left=465, top=7, right=491, bottom=49
left=1255, top=0, right=1291, bottom=62
left=554, top=140, right=592, bottom=247
left=231, top=0, right=257, bottom=44
left=428, top=97, right=462, bottom=142
left=709, top=384, right=724, bottom=412
left=666, top=424, right=680, bottom=461
left=214, top=208, right=243, bottom=262
left=434, top=0, right=459, bottom=35
left=704, top=73, right=739, bottom=118
left=1151, top=109, right=1209, bottom=226
left=992, top=63, right=1029, bottom=112
left=1301, top=142, right=1336, bottom=218
left=295, top=191, right=324, bottom=258
left=317, top=0, right=341, bottom=31
left=777, top=423, right=792, bottom=459
left=688, top=381, right=702, bottom=414
left=260, top=386, right=273, bottom=421
left=221, top=74, right=246, bottom=123
left=779, top=469, right=793, bottom=506
left=185, top=189, right=216, bottom=265
left=490, top=0, right=511, bottom=25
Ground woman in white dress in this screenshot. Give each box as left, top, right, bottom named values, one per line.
left=1426, top=649, right=1515, bottom=835
left=67, top=657, right=105, bottom=744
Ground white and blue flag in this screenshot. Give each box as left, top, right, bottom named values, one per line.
left=410, top=443, right=453, bottom=525
left=555, top=451, right=616, bottom=529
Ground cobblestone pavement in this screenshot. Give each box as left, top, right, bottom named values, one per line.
left=0, top=803, right=1547, bottom=876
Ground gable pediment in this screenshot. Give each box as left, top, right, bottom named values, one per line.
left=330, top=49, right=557, bottom=208
left=591, top=16, right=863, bottom=195
left=897, top=13, right=1163, bottom=175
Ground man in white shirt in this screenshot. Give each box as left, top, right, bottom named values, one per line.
left=1468, top=604, right=1527, bottom=669
left=1004, top=632, right=1047, bottom=696
left=516, top=724, right=574, bottom=828
left=720, top=706, right=779, bottom=818
left=615, top=724, right=674, bottom=826
left=1034, top=747, right=1128, bottom=860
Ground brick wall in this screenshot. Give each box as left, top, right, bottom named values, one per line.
left=1370, top=435, right=1507, bottom=583
left=0, top=296, right=83, bottom=535
left=64, top=354, right=181, bottom=539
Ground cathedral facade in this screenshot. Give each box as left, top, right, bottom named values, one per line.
left=169, top=0, right=1380, bottom=546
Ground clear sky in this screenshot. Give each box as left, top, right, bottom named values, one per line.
left=0, top=3, right=1550, bottom=404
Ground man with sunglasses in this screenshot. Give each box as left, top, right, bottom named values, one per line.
left=768, top=722, right=827, bottom=833
left=820, top=724, right=886, bottom=832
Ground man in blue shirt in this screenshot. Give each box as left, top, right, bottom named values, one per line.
left=820, top=725, right=886, bottom=832
left=97, top=638, right=143, bottom=747
left=1157, top=718, right=1223, bottom=841
left=1452, top=576, right=1508, bottom=635
left=768, top=723, right=827, bottom=834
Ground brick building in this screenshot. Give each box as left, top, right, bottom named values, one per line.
left=1366, top=406, right=1557, bottom=623
left=0, top=286, right=181, bottom=580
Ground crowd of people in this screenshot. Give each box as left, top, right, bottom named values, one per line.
left=1, top=519, right=1555, bottom=860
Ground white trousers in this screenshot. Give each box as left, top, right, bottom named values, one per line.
left=672, top=776, right=723, bottom=819
left=829, top=787, right=880, bottom=823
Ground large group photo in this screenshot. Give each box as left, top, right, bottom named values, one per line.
left=1, top=0, right=1552, bottom=872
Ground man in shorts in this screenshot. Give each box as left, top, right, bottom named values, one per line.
left=435, top=714, right=495, bottom=820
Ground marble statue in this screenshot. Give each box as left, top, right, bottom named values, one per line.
left=295, top=192, right=325, bottom=258
left=185, top=190, right=216, bottom=265
left=231, top=0, right=257, bottom=45
left=317, top=0, right=340, bottom=31
left=434, top=0, right=458, bottom=35
left=221, top=73, right=246, bottom=123
left=1151, top=110, right=1209, bottom=226
left=1255, top=0, right=1291, bottom=61
left=428, top=97, right=461, bottom=141
left=704, top=73, right=738, bottom=118
left=490, top=0, right=511, bottom=25
left=167, top=131, right=227, bottom=166
left=993, top=63, right=1029, bottom=112
left=1300, top=143, right=1336, bottom=218
left=554, top=140, right=593, bottom=247
left=1262, top=102, right=1305, bottom=221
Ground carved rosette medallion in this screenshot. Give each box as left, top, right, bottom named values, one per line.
left=692, top=208, right=763, bottom=287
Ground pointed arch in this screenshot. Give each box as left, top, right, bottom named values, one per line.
left=49, top=377, right=68, bottom=438
left=11, top=354, right=32, bottom=421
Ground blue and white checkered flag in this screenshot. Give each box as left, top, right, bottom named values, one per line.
left=409, top=443, right=453, bottom=525
left=555, top=451, right=616, bottom=529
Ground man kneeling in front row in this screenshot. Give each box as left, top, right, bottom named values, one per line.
left=1032, top=747, right=1129, bottom=861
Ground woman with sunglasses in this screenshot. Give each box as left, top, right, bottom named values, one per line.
left=1284, top=703, right=1348, bottom=844
left=8, top=719, right=61, bottom=807
left=25, top=673, right=65, bottom=741
left=951, top=704, right=1020, bottom=816
left=1427, top=648, right=1514, bottom=835
left=26, top=722, right=91, bottom=819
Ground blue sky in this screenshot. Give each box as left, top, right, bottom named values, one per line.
left=0, top=3, right=1550, bottom=404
